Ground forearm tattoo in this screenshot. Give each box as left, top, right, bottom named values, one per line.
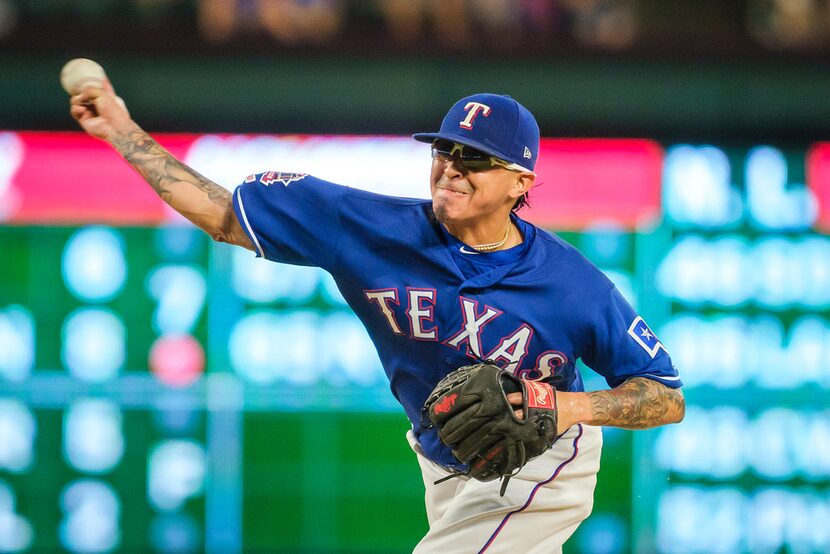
left=111, top=128, right=231, bottom=214
left=587, top=377, right=685, bottom=429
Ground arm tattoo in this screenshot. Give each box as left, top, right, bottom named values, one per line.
left=111, top=128, right=233, bottom=235
left=587, top=377, right=685, bottom=429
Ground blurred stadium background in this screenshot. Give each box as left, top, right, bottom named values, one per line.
left=1, top=1, right=830, bottom=552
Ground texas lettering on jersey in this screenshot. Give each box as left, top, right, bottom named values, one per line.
left=364, top=288, right=568, bottom=381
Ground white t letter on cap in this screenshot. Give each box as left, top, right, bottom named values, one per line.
left=459, top=102, right=492, bottom=130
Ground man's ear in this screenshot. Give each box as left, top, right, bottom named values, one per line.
left=509, top=173, right=535, bottom=200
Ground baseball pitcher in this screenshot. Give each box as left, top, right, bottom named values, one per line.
left=70, top=79, right=684, bottom=553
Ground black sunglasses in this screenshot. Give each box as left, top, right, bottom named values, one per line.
left=431, top=139, right=528, bottom=173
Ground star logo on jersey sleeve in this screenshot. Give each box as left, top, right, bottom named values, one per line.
left=627, top=316, right=665, bottom=358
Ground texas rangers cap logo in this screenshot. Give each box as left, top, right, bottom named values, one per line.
left=459, top=102, right=492, bottom=130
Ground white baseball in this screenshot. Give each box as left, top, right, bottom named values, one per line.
left=60, top=58, right=106, bottom=95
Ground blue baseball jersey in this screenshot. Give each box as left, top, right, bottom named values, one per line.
left=233, top=172, right=682, bottom=469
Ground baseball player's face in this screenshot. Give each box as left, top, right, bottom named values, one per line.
left=429, top=145, right=529, bottom=226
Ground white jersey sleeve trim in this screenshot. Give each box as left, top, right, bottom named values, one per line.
left=641, top=373, right=682, bottom=382
left=235, top=187, right=264, bottom=258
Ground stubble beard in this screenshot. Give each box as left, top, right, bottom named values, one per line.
left=431, top=198, right=449, bottom=224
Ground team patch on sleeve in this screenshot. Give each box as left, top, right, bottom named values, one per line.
left=627, top=316, right=665, bottom=358
left=259, top=171, right=308, bottom=187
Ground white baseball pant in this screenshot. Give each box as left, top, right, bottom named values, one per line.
left=407, top=424, right=602, bottom=554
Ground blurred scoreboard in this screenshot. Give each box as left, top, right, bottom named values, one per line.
left=0, top=133, right=828, bottom=553
left=642, top=144, right=830, bottom=554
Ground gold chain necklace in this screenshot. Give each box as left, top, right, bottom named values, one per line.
left=471, top=221, right=512, bottom=252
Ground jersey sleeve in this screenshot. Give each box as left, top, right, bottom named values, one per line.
left=581, top=284, right=683, bottom=389
left=232, top=172, right=347, bottom=269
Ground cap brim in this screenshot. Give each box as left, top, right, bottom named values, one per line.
left=412, top=132, right=507, bottom=161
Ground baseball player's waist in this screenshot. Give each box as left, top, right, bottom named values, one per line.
left=406, top=425, right=601, bottom=476
left=406, top=429, right=466, bottom=473
left=519, top=424, right=603, bottom=479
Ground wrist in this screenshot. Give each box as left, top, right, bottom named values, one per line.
left=107, top=121, right=143, bottom=150
left=556, top=391, right=591, bottom=431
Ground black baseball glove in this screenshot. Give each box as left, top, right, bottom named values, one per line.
left=423, top=362, right=559, bottom=496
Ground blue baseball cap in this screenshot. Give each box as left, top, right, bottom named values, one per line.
left=413, top=93, right=540, bottom=172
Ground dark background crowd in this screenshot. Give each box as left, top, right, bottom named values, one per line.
left=2, top=1, right=830, bottom=144
left=5, top=1, right=830, bottom=59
